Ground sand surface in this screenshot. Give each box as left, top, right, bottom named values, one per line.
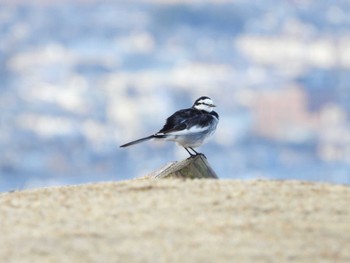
left=1, top=179, right=350, bottom=263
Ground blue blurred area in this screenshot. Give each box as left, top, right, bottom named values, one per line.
left=1, top=0, right=350, bottom=191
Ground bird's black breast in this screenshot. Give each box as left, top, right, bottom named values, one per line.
left=210, top=111, right=219, bottom=120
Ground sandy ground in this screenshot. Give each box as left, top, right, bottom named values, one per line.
left=1, top=179, right=350, bottom=263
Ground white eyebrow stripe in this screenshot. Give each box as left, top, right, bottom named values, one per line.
left=199, top=98, right=213, bottom=104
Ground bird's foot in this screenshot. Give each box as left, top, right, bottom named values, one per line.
left=189, top=147, right=206, bottom=159
left=184, top=147, right=207, bottom=159
left=196, top=153, right=207, bottom=159
left=186, top=153, right=206, bottom=159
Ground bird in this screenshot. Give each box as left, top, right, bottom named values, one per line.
left=120, top=96, right=219, bottom=157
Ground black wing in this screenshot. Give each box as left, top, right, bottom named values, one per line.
left=157, top=108, right=215, bottom=134
left=158, top=109, right=194, bottom=134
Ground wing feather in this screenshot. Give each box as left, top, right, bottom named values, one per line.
left=157, top=108, right=212, bottom=135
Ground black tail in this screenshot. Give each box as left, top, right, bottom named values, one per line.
left=120, top=135, right=160, bottom=148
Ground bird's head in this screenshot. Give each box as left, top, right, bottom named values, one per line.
left=192, top=96, right=216, bottom=112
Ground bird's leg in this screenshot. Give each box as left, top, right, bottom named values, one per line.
left=189, top=147, right=199, bottom=155
left=189, top=147, right=206, bottom=159
left=184, top=147, right=196, bottom=158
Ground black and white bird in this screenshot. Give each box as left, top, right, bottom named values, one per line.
left=120, top=96, right=219, bottom=157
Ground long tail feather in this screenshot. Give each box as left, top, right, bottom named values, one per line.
left=120, top=135, right=155, bottom=148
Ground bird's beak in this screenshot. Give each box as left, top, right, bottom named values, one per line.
left=211, top=104, right=216, bottom=107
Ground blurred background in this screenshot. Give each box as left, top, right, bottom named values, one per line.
left=1, top=0, right=350, bottom=191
